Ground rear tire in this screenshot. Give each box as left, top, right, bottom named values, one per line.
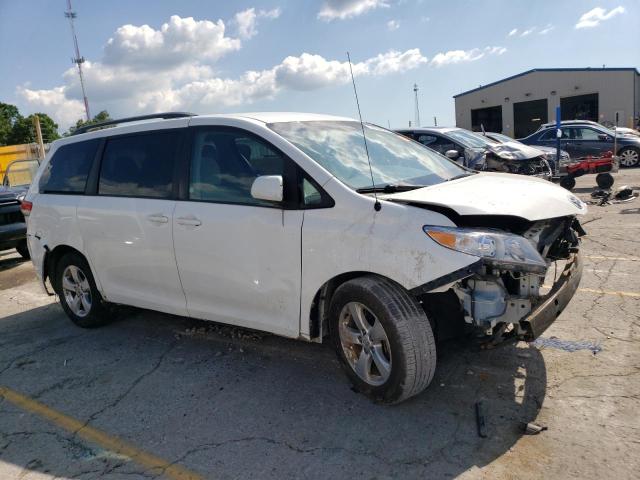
left=329, top=275, right=436, bottom=404
left=16, top=240, right=30, bottom=259
left=596, top=172, right=614, bottom=189
left=54, top=252, right=111, bottom=328
left=618, top=147, right=639, bottom=168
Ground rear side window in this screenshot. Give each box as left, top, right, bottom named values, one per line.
left=39, top=140, right=98, bottom=194
left=99, top=131, right=180, bottom=198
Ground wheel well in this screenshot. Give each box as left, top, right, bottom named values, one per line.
left=44, top=245, right=86, bottom=291
left=309, top=272, right=400, bottom=341
left=618, top=145, right=639, bottom=154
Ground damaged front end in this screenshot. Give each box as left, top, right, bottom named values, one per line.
left=483, top=151, right=553, bottom=180
left=416, top=217, right=584, bottom=345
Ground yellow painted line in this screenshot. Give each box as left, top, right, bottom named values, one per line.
left=585, top=255, right=640, bottom=262
left=0, top=386, right=204, bottom=480
left=577, top=288, right=640, bottom=298
left=540, top=286, right=640, bottom=298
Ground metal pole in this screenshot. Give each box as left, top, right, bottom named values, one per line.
left=65, top=0, right=90, bottom=121
left=555, top=106, right=561, bottom=175
left=32, top=115, right=46, bottom=161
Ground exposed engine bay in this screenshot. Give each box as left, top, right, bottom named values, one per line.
left=483, top=152, right=552, bottom=179
left=418, top=215, right=585, bottom=345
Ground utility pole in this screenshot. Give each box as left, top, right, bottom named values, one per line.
left=65, top=0, right=90, bottom=121
left=413, top=83, right=420, bottom=127
left=32, top=115, right=46, bottom=161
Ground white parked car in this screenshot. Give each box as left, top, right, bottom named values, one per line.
left=22, top=112, right=586, bottom=404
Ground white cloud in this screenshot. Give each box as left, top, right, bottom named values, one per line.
left=575, top=6, right=625, bottom=29
left=103, top=15, right=241, bottom=68
left=538, top=24, right=554, bottom=35
left=259, top=7, right=282, bottom=19
left=318, top=0, right=389, bottom=21
left=17, top=12, right=504, bottom=131
left=430, top=46, right=505, bottom=67
left=507, top=28, right=518, bottom=36
left=232, top=7, right=281, bottom=40
left=16, top=86, right=85, bottom=128
left=387, top=19, right=399, bottom=31
left=520, top=26, right=536, bottom=37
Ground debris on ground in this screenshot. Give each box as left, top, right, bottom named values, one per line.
left=531, top=336, right=602, bottom=354
left=182, top=324, right=267, bottom=341
left=475, top=400, right=488, bottom=438
left=589, top=186, right=637, bottom=206
left=520, top=422, right=548, bottom=435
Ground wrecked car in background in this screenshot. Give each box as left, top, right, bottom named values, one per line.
left=25, top=112, right=585, bottom=404
left=397, top=126, right=552, bottom=179
left=481, top=131, right=571, bottom=177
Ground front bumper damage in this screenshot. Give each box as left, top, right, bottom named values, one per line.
left=413, top=217, right=584, bottom=344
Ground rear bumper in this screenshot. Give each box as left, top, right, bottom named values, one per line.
left=518, top=252, right=583, bottom=341
left=0, top=222, right=26, bottom=250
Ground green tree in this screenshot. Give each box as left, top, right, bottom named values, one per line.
left=67, top=110, right=112, bottom=135
left=0, top=102, right=22, bottom=146
left=7, top=113, right=60, bottom=145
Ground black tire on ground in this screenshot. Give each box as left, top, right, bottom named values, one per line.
left=54, top=251, right=111, bottom=328
left=596, top=172, right=614, bottom=190
left=618, top=147, right=640, bottom=168
left=560, top=176, right=576, bottom=191
left=329, top=275, right=436, bottom=404
left=15, top=240, right=30, bottom=259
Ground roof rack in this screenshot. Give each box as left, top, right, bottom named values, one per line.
left=71, top=112, right=197, bottom=135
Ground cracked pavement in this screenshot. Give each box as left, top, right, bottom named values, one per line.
left=1, top=170, right=639, bottom=479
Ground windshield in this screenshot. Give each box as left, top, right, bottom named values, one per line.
left=446, top=129, right=493, bottom=149
left=488, top=132, right=519, bottom=144
left=269, top=121, right=466, bottom=190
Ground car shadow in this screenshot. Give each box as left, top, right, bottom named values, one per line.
left=0, top=304, right=547, bottom=478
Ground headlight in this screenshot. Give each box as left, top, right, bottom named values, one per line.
left=497, top=151, right=517, bottom=160
left=423, top=226, right=547, bottom=274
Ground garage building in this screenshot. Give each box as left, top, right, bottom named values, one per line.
left=454, top=67, right=640, bottom=138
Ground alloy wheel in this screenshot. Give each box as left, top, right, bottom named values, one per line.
left=619, top=148, right=639, bottom=167
left=61, top=265, right=92, bottom=317
left=338, top=302, right=392, bottom=386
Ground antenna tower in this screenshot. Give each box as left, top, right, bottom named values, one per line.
left=413, top=83, right=420, bottom=127
left=65, top=0, right=91, bottom=121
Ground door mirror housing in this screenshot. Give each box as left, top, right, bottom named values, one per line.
left=445, top=150, right=460, bottom=160
left=251, top=175, right=283, bottom=203
left=598, top=133, right=611, bottom=142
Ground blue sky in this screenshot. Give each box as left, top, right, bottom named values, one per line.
left=0, top=0, right=638, bottom=131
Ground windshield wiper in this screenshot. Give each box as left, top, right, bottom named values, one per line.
left=446, top=173, right=474, bottom=182
left=356, top=184, right=423, bottom=194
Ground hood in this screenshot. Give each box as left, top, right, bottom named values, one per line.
left=381, top=172, right=587, bottom=221
left=0, top=184, right=28, bottom=202
left=489, top=142, right=545, bottom=160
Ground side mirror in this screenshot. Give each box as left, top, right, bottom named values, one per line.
left=445, top=150, right=460, bottom=160
left=598, top=134, right=611, bottom=141
left=251, top=175, right=283, bottom=202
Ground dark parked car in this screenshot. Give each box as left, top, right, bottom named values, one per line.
left=397, top=127, right=552, bottom=179
left=0, top=160, right=38, bottom=259
left=520, top=121, right=640, bottom=168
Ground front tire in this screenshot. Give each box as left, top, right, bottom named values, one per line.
left=618, top=147, right=639, bottom=168
left=329, top=275, right=436, bottom=404
left=54, top=252, right=111, bottom=328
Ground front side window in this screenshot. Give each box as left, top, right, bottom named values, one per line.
left=189, top=128, right=291, bottom=206
left=578, top=128, right=603, bottom=141
left=268, top=121, right=465, bottom=190
left=40, top=139, right=99, bottom=194
left=98, top=131, right=179, bottom=198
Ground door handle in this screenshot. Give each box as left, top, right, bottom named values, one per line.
left=176, top=216, right=202, bottom=227
left=147, top=214, right=169, bottom=224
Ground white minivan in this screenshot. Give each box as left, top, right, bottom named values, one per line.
left=23, top=112, right=586, bottom=404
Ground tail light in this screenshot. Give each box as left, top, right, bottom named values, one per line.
left=20, top=200, right=33, bottom=217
